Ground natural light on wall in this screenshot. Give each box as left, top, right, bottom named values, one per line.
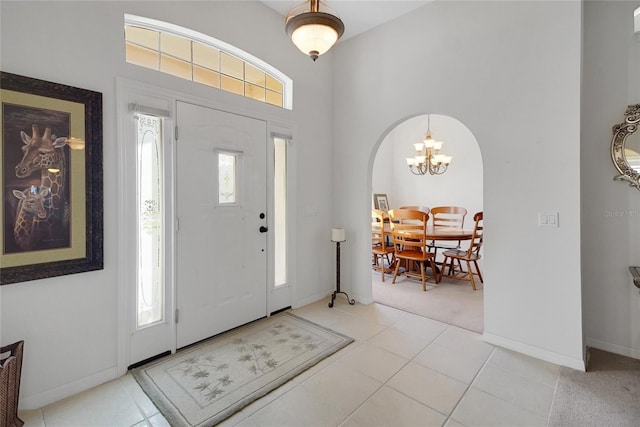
left=124, top=14, right=293, bottom=110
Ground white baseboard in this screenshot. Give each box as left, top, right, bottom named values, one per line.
left=354, top=294, right=374, bottom=305
left=20, top=366, right=119, bottom=410
left=483, top=332, right=586, bottom=371
left=585, top=337, right=640, bottom=360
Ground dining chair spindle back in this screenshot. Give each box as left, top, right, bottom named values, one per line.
left=440, top=211, right=484, bottom=290
left=388, top=209, right=439, bottom=291
left=429, top=206, right=468, bottom=258
left=371, top=209, right=396, bottom=282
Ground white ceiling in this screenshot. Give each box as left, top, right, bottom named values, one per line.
left=260, top=0, right=433, bottom=42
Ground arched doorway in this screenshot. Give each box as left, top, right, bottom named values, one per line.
left=370, top=113, right=485, bottom=332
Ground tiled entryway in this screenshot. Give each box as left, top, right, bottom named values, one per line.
left=19, top=298, right=560, bottom=426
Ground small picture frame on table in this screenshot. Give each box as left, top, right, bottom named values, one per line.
left=373, top=193, right=389, bottom=213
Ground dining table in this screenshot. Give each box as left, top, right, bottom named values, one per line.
left=373, top=222, right=474, bottom=242
left=372, top=222, right=474, bottom=277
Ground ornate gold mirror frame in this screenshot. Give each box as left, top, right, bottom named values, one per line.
left=611, top=104, right=640, bottom=190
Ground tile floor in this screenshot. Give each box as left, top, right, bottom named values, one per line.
left=19, top=298, right=561, bottom=426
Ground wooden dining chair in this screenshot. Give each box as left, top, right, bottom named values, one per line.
left=428, top=206, right=468, bottom=258
left=372, top=209, right=396, bottom=282
left=439, top=211, right=483, bottom=290
left=388, top=209, right=439, bottom=291
left=398, top=206, right=430, bottom=216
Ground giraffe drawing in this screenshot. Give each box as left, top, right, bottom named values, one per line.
left=12, top=186, right=50, bottom=251
left=15, top=124, right=68, bottom=226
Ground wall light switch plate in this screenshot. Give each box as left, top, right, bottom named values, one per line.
left=538, top=212, right=559, bottom=227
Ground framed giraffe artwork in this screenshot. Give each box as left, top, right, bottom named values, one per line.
left=0, top=72, right=103, bottom=285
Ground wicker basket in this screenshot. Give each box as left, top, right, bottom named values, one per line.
left=0, top=340, right=24, bottom=427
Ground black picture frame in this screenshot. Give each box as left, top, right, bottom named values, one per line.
left=1, top=71, right=103, bottom=285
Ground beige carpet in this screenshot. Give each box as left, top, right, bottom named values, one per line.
left=372, top=271, right=484, bottom=333
left=132, top=313, right=353, bottom=426
left=548, top=348, right=640, bottom=426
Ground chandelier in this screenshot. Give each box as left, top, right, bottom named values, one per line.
left=285, top=0, right=345, bottom=61
left=406, top=115, right=452, bottom=175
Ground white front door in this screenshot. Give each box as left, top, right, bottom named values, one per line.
left=175, top=101, right=268, bottom=348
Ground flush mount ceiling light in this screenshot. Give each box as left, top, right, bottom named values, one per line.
left=285, top=0, right=345, bottom=61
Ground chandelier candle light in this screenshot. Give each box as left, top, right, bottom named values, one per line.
left=406, top=115, right=452, bottom=175
left=285, top=0, right=345, bottom=61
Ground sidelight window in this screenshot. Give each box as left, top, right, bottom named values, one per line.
left=136, top=113, right=164, bottom=328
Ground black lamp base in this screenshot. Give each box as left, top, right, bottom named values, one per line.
left=329, top=241, right=355, bottom=308
left=328, top=290, right=355, bottom=308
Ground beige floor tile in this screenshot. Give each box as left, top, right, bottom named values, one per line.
left=471, top=363, right=556, bottom=417
left=443, top=418, right=466, bottom=427
left=451, top=387, right=547, bottom=427
left=390, top=312, right=448, bottom=343
left=387, top=361, right=467, bottom=415
left=239, top=379, right=297, bottom=417
left=292, top=340, right=362, bottom=384
left=342, top=385, right=447, bottom=427
left=326, top=315, right=387, bottom=341
left=147, top=412, right=171, bottom=427
left=433, top=326, right=495, bottom=361
left=291, top=303, right=344, bottom=328
left=301, top=363, right=382, bottom=418
left=243, top=364, right=381, bottom=427
left=216, top=409, right=248, bottom=426
left=332, top=301, right=409, bottom=327
left=336, top=342, right=408, bottom=383
left=368, top=327, right=430, bottom=359
left=238, top=386, right=341, bottom=427
left=120, top=373, right=161, bottom=418
left=488, top=347, right=561, bottom=387
left=414, top=343, right=487, bottom=384
left=40, top=378, right=145, bottom=427
left=18, top=409, right=45, bottom=427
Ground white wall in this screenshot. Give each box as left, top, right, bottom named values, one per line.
left=0, top=1, right=336, bottom=408
left=582, top=0, right=640, bottom=359
left=333, top=0, right=585, bottom=369
left=372, top=114, right=483, bottom=219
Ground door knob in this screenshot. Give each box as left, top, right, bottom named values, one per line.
left=259, top=226, right=268, bottom=233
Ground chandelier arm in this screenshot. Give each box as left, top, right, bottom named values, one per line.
left=406, top=115, right=452, bottom=176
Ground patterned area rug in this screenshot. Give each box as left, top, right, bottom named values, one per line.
left=132, top=313, right=353, bottom=426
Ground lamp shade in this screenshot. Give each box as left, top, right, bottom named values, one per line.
left=290, top=21, right=339, bottom=57
left=331, top=227, right=346, bottom=242
left=285, top=1, right=345, bottom=61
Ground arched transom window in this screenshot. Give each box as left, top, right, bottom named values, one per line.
left=124, top=14, right=293, bottom=110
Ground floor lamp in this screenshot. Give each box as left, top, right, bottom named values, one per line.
left=329, top=227, right=355, bottom=308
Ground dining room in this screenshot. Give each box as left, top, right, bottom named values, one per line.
left=371, top=113, right=485, bottom=332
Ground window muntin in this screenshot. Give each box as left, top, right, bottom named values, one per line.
left=124, top=14, right=292, bottom=109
